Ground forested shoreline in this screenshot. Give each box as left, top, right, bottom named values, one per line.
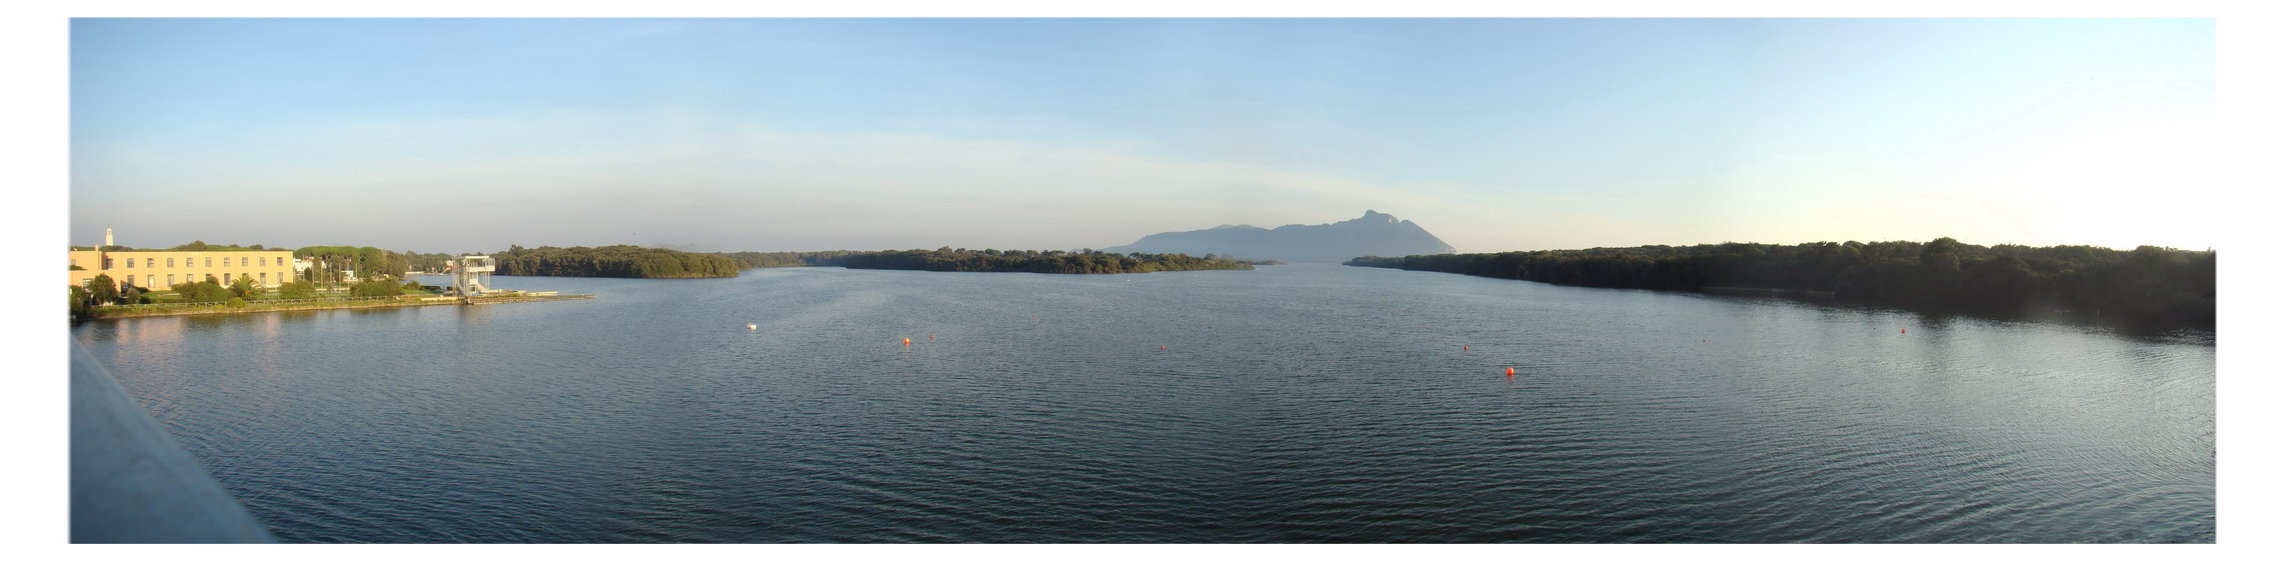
left=834, top=248, right=1253, bottom=274
left=494, top=245, right=746, bottom=278
left=716, top=251, right=858, bottom=268
left=1346, top=238, right=2214, bottom=331
left=486, top=246, right=1251, bottom=277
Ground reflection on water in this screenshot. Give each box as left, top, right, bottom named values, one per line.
left=74, top=265, right=2214, bottom=543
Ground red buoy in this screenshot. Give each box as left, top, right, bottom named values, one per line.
left=1160, top=345, right=1167, bottom=350
left=903, top=337, right=911, bottom=346
left=1462, top=345, right=1469, bottom=351
left=928, top=335, right=935, bottom=341
left=1505, top=367, right=1516, bottom=377
left=1900, top=329, right=1907, bottom=334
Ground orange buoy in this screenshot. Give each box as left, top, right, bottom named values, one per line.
left=1462, top=345, right=1469, bottom=351
left=1900, top=329, right=1907, bottom=334
left=928, top=335, right=935, bottom=340
left=903, top=337, right=911, bottom=346
left=1160, top=345, right=1167, bottom=350
left=1505, top=367, right=1516, bottom=377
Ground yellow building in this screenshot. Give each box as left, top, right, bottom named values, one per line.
left=69, top=249, right=298, bottom=292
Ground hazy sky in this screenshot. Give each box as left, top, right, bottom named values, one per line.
left=68, top=18, right=2216, bottom=254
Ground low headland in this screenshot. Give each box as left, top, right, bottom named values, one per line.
left=1346, top=238, right=2215, bottom=332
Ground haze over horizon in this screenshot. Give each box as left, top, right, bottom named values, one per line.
left=69, top=18, right=2217, bottom=254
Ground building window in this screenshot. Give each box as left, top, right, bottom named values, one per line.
left=145, top=275, right=155, bottom=288
left=241, top=257, right=249, bottom=267
left=260, top=272, right=268, bottom=284
left=125, top=258, right=134, bottom=269
left=205, top=257, right=213, bottom=267
left=103, top=257, right=113, bottom=270
left=259, top=257, right=267, bottom=267
left=167, top=257, right=175, bottom=268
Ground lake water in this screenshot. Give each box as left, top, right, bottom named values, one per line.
left=69, top=264, right=2215, bottom=543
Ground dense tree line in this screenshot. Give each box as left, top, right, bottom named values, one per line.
left=1347, top=238, right=2214, bottom=331
left=838, top=247, right=1254, bottom=274
left=171, top=240, right=274, bottom=251
left=70, top=240, right=274, bottom=251
left=493, top=245, right=745, bottom=278
left=716, top=251, right=858, bottom=268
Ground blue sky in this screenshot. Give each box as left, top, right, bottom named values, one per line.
left=67, top=17, right=2217, bottom=254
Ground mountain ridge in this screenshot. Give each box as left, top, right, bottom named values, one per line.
left=1102, top=210, right=1457, bottom=262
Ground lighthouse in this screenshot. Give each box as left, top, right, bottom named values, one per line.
left=104, top=227, right=114, bottom=248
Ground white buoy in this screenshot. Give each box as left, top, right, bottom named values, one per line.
left=746, top=323, right=758, bottom=331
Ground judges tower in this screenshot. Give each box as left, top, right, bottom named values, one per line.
left=450, top=255, right=496, bottom=297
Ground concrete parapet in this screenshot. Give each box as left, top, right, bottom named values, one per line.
left=70, top=344, right=276, bottom=543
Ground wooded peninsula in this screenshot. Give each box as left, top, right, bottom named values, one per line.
left=1345, top=238, right=2214, bottom=331
left=494, top=245, right=746, bottom=278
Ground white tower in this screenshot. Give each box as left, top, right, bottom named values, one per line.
left=451, top=255, right=496, bottom=297
left=104, top=228, right=114, bottom=248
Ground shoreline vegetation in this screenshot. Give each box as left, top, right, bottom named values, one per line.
left=68, top=243, right=1252, bottom=320
left=495, top=245, right=746, bottom=278
left=493, top=246, right=1256, bottom=278
left=1344, top=238, right=2215, bottom=332
left=71, top=274, right=590, bottom=321
left=730, top=248, right=1256, bottom=274
left=75, top=238, right=2213, bottom=332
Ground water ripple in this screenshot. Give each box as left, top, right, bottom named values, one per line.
left=76, top=265, right=2213, bottom=543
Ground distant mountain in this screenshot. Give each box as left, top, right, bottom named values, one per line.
left=1102, top=210, right=1457, bottom=262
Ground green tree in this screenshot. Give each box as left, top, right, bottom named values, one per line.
left=69, top=285, right=92, bottom=319
left=277, top=280, right=317, bottom=300
left=86, top=274, right=120, bottom=305
left=1920, top=237, right=1964, bottom=274
left=350, top=278, right=404, bottom=297
left=172, top=279, right=232, bottom=303
left=228, top=274, right=261, bottom=299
